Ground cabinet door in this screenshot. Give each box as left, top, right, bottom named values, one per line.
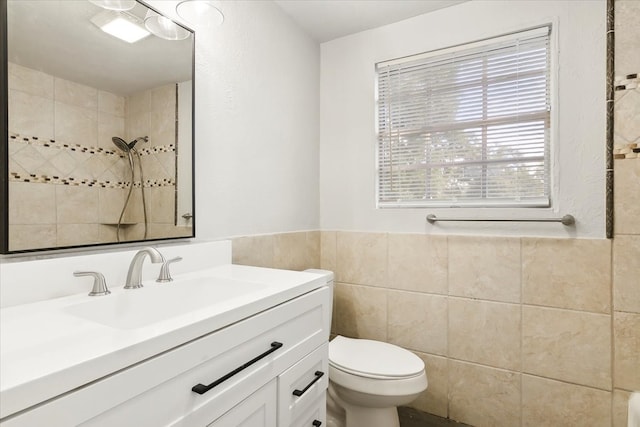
left=278, top=344, right=328, bottom=426
left=290, top=395, right=326, bottom=427
left=207, top=379, right=276, bottom=427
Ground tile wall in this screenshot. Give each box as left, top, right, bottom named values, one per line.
left=7, top=63, right=187, bottom=249
left=611, top=2, right=640, bottom=427
left=232, top=3, right=639, bottom=426
left=322, top=231, right=632, bottom=427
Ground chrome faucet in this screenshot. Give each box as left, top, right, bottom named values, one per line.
left=124, top=247, right=165, bottom=289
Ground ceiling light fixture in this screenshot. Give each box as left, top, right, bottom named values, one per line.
left=90, top=10, right=151, bottom=43
left=176, top=0, right=224, bottom=28
left=144, top=10, right=190, bottom=41
left=88, top=0, right=137, bottom=11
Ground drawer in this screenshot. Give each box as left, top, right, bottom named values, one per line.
left=2, top=287, right=331, bottom=427
left=278, top=343, right=329, bottom=427
left=207, top=379, right=277, bottom=427
left=290, top=395, right=327, bottom=427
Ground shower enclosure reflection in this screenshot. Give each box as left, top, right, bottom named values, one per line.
left=111, top=136, right=149, bottom=242
left=3, top=0, right=195, bottom=252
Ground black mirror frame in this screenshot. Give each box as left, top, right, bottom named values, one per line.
left=0, top=0, right=196, bottom=254
left=1, top=0, right=8, bottom=253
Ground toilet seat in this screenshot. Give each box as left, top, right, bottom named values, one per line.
left=329, top=335, right=424, bottom=379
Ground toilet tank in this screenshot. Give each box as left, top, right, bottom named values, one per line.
left=305, top=269, right=334, bottom=333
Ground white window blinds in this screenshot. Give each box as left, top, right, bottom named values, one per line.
left=376, top=26, right=551, bottom=208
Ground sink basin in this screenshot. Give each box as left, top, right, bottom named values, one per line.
left=63, top=278, right=261, bottom=329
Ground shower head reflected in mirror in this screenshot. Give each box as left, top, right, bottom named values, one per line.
left=112, top=136, right=131, bottom=152
left=111, top=136, right=148, bottom=152
left=110, top=136, right=150, bottom=242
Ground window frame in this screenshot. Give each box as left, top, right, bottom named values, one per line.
left=374, top=24, right=557, bottom=210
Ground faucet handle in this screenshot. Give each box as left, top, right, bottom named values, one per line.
left=74, top=271, right=111, bottom=296
left=156, top=257, right=183, bottom=283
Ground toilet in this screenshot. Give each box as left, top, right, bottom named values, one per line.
left=326, top=335, right=428, bottom=427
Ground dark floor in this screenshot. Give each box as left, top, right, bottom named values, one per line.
left=398, top=407, right=472, bottom=427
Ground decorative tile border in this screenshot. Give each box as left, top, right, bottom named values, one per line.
left=8, top=171, right=175, bottom=189
left=8, top=132, right=177, bottom=188
left=614, top=143, right=639, bottom=159
left=614, top=73, right=639, bottom=91
left=9, top=133, right=176, bottom=158
left=613, top=72, right=640, bottom=161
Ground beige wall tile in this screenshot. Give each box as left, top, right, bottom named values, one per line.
left=388, top=291, right=447, bottom=356
left=57, top=224, right=100, bottom=247
left=150, top=84, right=176, bottom=113
left=448, top=236, right=520, bottom=303
left=231, top=235, right=274, bottom=268
left=522, top=375, right=611, bottom=427
left=149, top=109, right=176, bottom=147
left=614, top=235, right=640, bottom=313
left=410, top=353, right=448, bottom=418
left=522, top=238, right=611, bottom=313
left=332, top=282, right=387, bottom=341
left=54, top=78, right=97, bottom=110
left=273, top=231, right=320, bottom=271
left=146, top=224, right=192, bottom=239
left=146, top=187, right=175, bottom=224
left=8, top=62, right=54, bottom=98
left=123, top=223, right=145, bottom=242
left=388, top=234, right=447, bottom=294
left=98, top=112, right=125, bottom=150
left=613, top=389, right=632, bottom=427
left=614, top=160, right=640, bottom=235
left=54, top=102, right=98, bottom=147
left=56, top=186, right=99, bottom=224
left=126, top=90, right=151, bottom=116
left=155, top=152, right=176, bottom=179
left=126, top=112, right=150, bottom=142
left=449, top=360, right=521, bottom=427
left=614, top=312, right=640, bottom=390
left=449, top=298, right=521, bottom=370
left=98, top=224, right=118, bottom=244
left=523, top=305, right=611, bottom=390
left=98, top=91, right=125, bottom=117
left=9, top=89, right=54, bottom=139
left=615, top=0, right=640, bottom=75
left=82, top=154, right=110, bottom=180
left=9, top=182, right=56, bottom=225
left=614, top=90, right=640, bottom=144
left=123, top=187, right=144, bottom=224
left=10, top=145, right=48, bottom=177
left=98, top=188, right=126, bottom=224
left=320, top=231, right=337, bottom=273
left=140, top=155, right=172, bottom=182
left=336, top=232, right=387, bottom=286
left=9, top=224, right=56, bottom=251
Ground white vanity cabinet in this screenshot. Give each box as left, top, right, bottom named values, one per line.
left=1, top=285, right=331, bottom=427
left=208, top=380, right=277, bottom=427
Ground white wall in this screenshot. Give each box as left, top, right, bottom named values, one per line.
left=150, top=0, right=320, bottom=239
left=320, top=0, right=606, bottom=238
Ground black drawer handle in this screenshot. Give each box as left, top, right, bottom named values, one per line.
left=292, top=371, right=324, bottom=397
left=312, top=421, right=322, bottom=426
left=192, top=341, right=283, bottom=395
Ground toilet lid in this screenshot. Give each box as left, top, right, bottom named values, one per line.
left=329, top=336, right=424, bottom=378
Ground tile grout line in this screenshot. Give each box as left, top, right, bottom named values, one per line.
left=519, top=236, right=524, bottom=427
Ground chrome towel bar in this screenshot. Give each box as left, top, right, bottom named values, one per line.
left=426, top=214, right=575, bottom=226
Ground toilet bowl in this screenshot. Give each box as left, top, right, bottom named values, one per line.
left=326, top=335, right=428, bottom=427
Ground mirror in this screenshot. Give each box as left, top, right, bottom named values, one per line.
left=1, top=0, right=195, bottom=253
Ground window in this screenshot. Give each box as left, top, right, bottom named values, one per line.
left=376, top=26, right=551, bottom=208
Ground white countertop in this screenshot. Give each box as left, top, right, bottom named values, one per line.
left=0, top=265, right=330, bottom=420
